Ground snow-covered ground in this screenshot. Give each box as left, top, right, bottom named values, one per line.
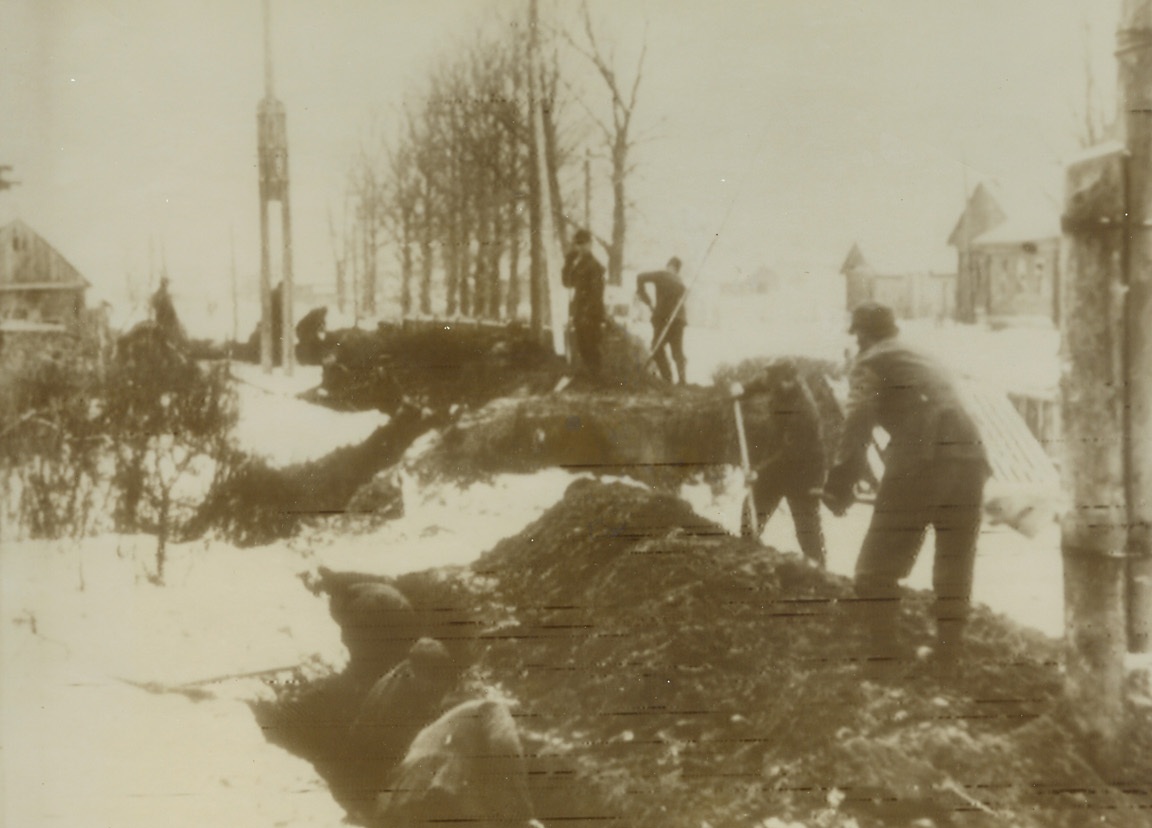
left=0, top=314, right=1069, bottom=826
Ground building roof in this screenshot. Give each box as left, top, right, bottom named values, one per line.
left=0, top=219, right=89, bottom=290
left=947, top=180, right=1059, bottom=249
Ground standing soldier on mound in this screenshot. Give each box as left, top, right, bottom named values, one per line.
left=636, top=256, right=688, bottom=385
left=822, top=301, right=990, bottom=679
left=729, top=358, right=828, bottom=567
left=561, top=229, right=606, bottom=376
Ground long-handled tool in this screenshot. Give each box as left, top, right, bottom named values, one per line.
left=732, top=394, right=759, bottom=538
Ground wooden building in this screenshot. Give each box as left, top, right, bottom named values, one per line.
left=947, top=181, right=1061, bottom=327
left=0, top=220, right=88, bottom=329
left=839, top=243, right=956, bottom=321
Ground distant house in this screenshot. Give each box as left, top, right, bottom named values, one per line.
left=0, top=220, right=89, bottom=330
left=947, top=181, right=1061, bottom=327
left=839, top=243, right=956, bottom=321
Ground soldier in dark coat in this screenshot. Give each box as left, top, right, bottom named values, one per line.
left=636, top=256, right=688, bottom=385
left=374, top=699, right=539, bottom=828
left=150, top=277, right=184, bottom=345
left=346, top=638, right=461, bottom=820
left=731, top=358, right=827, bottom=566
left=823, top=302, right=990, bottom=678
left=295, top=305, right=328, bottom=365
left=561, top=229, right=606, bottom=375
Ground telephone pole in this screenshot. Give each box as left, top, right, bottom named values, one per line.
left=256, top=0, right=295, bottom=374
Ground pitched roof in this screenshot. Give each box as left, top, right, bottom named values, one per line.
left=947, top=180, right=1059, bottom=248
left=0, top=219, right=89, bottom=289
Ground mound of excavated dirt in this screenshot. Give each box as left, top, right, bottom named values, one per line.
left=314, top=319, right=662, bottom=414
left=410, top=360, right=846, bottom=492
left=411, top=385, right=737, bottom=490
left=258, top=480, right=1150, bottom=827
left=461, top=480, right=1148, bottom=828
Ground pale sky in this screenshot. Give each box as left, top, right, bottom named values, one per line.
left=0, top=0, right=1121, bottom=326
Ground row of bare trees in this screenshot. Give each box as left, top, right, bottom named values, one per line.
left=332, top=4, right=646, bottom=326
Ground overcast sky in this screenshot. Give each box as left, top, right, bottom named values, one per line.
left=0, top=0, right=1121, bottom=320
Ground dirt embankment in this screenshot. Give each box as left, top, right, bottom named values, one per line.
left=410, top=356, right=845, bottom=491
left=260, top=480, right=1151, bottom=828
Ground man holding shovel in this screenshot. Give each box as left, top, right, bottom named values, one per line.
left=729, top=358, right=828, bottom=567
left=636, top=257, right=689, bottom=385
left=823, top=301, right=990, bottom=679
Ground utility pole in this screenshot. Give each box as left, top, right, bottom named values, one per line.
left=256, top=0, right=295, bottom=375
left=1119, top=0, right=1152, bottom=653
left=1056, top=0, right=1152, bottom=771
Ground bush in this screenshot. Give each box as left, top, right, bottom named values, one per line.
left=1, top=322, right=239, bottom=583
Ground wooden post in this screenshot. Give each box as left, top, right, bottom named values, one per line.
left=1119, top=0, right=1152, bottom=653
left=1060, top=143, right=1129, bottom=772
left=258, top=197, right=273, bottom=372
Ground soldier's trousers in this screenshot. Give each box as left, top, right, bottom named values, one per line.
left=853, top=457, right=987, bottom=661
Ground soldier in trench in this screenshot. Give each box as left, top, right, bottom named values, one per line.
left=373, top=698, right=541, bottom=828
left=344, top=637, right=462, bottom=820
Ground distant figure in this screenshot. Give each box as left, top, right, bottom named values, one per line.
left=823, top=301, right=990, bottom=679
left=150, top=277, right=183, bottom=344
left=636, top=256, right=688, bottom=385
left=295, top=305, right=329, bottom=365
left=561, top=229, right=606, bottom=376
left=730, top=358, right=827, bottom=566
left=374, top=699, right=539, bottom=828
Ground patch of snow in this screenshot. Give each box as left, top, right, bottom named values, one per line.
left=0, top=534, right=347, bottom=827
left=306, top=468, right=589, bottom=577
left=229, top=362, right=387, bottom=467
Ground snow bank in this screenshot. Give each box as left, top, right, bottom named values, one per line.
left=229, top=362, right=386, bottom=467
left=306, top=467, right=590, bottom=577
left=0, top=535, right=347, bottom=827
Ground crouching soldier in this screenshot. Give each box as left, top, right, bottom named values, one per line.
left=346, top=638, right=461, bottom=820
left=730, top=358, right=828, bottom=567
left=374, top=698, right=541, bottom=828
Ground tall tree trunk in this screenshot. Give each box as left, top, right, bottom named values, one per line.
left=526, top=2, right=545, bottom=340
left=608, top=131, right=628, bottom=287
left=445, top=210, right=460, bottom=316
left=542, top=88, right=568, bottom=250
left=507, top=204, right=522, bottom=320
left=400, top=209, right=414, bottom=317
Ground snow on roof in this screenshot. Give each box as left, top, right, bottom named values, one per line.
left=949, top=179, right=1060, bottom=248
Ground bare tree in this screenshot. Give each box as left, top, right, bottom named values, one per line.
left=563, top=2, right=648, bottom=287
left=1074, top=20, right=1117, bottom=148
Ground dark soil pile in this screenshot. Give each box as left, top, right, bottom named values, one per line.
left=312, top=319, right=660, bottom=414
left=463, top=480, right=1149, bottom=828
left=258, top=480, right=1151, bottom=827
left=411, top=358, right=846, bottom=492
